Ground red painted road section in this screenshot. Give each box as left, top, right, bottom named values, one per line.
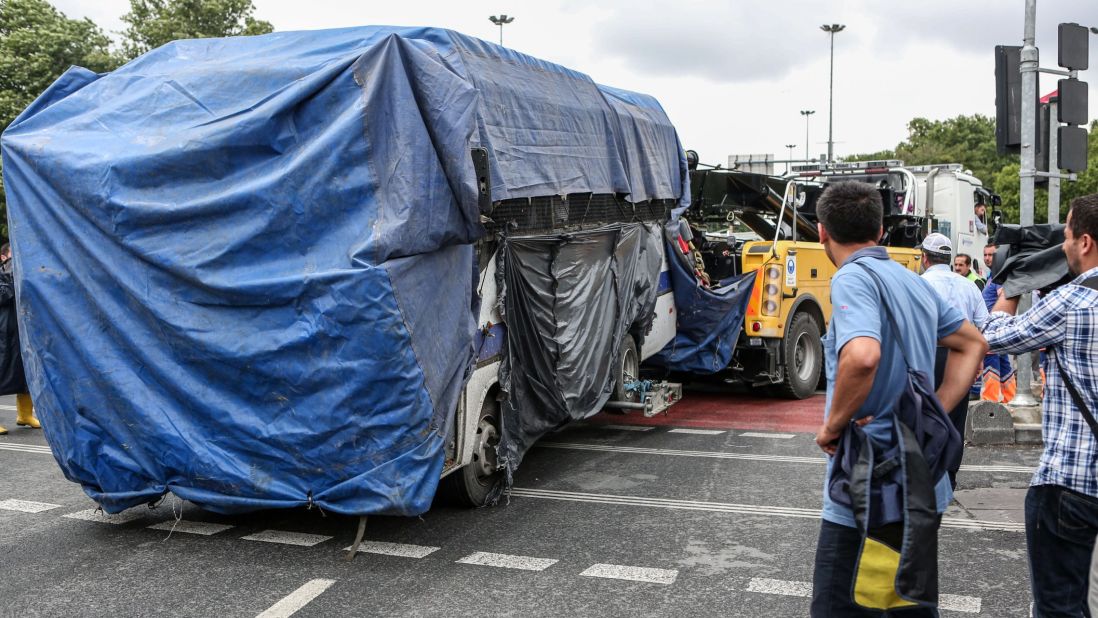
left=591, top=391, right=825, bottom=434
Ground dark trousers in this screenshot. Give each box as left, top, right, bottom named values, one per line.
left=1025, top=485, right=1098, bottom=617
left=811, top=520, right=939, bottom=617
left=933, top=347, right=968, bottom=488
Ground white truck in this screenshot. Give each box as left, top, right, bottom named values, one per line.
left=789, top=160, right=999, bottom=264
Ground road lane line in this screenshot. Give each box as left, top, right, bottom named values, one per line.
left=148, top=520, right=234, bottom=536
left=601, top=425, right=654, bottom=432
left=668, top=428, right=725, bottom=435
left=256, top=579, right=336, bottom=618
left=580, top=563, right=678, bottom=584
left=508, top=488, right=1025, bottom=532
left=739, top=431, right=796, bottom=439
left=242, top=530, right=332, bottom=547
left=343, top=541, right=439, bottom=559
left=538, top=442, right=1035, bottom=474
left=0, top=445, right=51, bottom=454
left=63, top=508, right=145, bottom=525
left=456, top=551, right=558, bottom=571
left=0, top=404, right=16, bottom=410
left=939, top=593, right=982, bottom=613
left=746, top=577, right=811, bottom=597
left=0, top=499, right=62, bottom=513
left=744, top=578, right=980, bottom=612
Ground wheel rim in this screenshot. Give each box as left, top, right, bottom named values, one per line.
left=793, top=330, right=818, bottom=383
left=471, top=415, right=500, bottom=485
left=622, top=346, right=639, bottom=401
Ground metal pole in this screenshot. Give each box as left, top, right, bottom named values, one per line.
left=827, top=31, right=836, bottom=163
left=498, top=24, right=503, bottom=45
left=785, top=144, right=796, bottom=173
left=1013, top=0, right=1039, bottom=408
left=800, top=110, right=815, bottom=161
left=1048, top=99, right=1060, bottom=224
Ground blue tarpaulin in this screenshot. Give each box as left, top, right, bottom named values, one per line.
left=1, top=26, right=688, bottom=516
left=647, top=235, right=756, bottom=374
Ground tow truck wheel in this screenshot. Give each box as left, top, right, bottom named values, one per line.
left=445, top=397, right=502, bottom=507
left=775, top=312, right=822, bottom=400
left=609, top=336, right=640, bottom=412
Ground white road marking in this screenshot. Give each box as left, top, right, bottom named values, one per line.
left=940, top=593, right=983, bottom=613
left=746, top=577, right=811, bottom=597
left=538, top=442, right=1036, bottom=474
left=668, top=428, right=725, bottom=435
left=745, top=578, right=981, bottom=613
left=256, top=578, right=336, bottom=618
left=0, top=499, right=61, bottom=513
left=739, top=431, right=796, bottom=439
left=148, top=520, right=234, bottom=536
left=456, top=551, right=558, bottom=571
left=580, top=563, right=678, bottom=584
left=600, top=425, right=654, bottom=432
left=0, top=404, right=16, bottom=410
left=508, top=488, right=1025, bottom=532
left=344, top=541, right=439, bottom=559
left=0, top=443, right=53, bottom=454
left=63, top=508, right=145, bottom=525
left=242, top=530, right=333, bottom=547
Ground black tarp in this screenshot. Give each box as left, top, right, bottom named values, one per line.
left=991, top=224, right=1072, bottom=297
left=0, top=272, right=26, bottom=396
left=495, top=223, right=663, bottom=482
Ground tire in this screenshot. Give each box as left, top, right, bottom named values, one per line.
left=442, top=396, right=502, bottom=507
left=774, top=312, right=822, bottom=400
left=611, top=336, right=640, bottom=405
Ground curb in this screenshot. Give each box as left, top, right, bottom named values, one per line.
left=967, top=402, right=1041, bottom=445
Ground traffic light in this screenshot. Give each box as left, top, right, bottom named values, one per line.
left=1056, top=23, right=1088, bottom=172
left=995, top=45, right=1024, bottom=155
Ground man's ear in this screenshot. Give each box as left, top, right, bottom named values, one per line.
left=1082, top=233, right=1096, bottom=256
left=876, top=226, right=884, bottom=242
left=817, top=223, right=828, bottom=243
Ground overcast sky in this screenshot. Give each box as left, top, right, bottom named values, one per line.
left=50, top=0, right=1098, bottom=171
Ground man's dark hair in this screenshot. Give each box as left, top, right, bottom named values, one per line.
left=957, top=254, right=972, bottom=267
left=816, top=181, right=883, bottom=244
left=923, top=250, right=951, bottom=266
left=1069, top=194, right=1098, bottom=241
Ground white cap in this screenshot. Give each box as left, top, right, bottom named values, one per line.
left=919, top=232, right=953, bottom=257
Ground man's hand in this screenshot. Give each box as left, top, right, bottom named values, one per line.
left=815, top=416, right=874, bottom=455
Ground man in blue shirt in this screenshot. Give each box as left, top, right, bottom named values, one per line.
left=810, top=182, right=988, bottom=616
left=979, top=244, right=1016, bottom=403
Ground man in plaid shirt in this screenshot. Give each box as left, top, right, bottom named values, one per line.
left=982, top=194, right=1098, bottom=616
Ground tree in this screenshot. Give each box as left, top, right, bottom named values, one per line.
left=0, top=0, right=121, bottom=235
left=121, top=0, right=273, bottom=59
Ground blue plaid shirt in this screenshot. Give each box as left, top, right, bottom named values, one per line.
left=983, top=266, right=1098, bottom=497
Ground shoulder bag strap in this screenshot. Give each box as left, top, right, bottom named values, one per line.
left=852, top=259, right=913, bottom=370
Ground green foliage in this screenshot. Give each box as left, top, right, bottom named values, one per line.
left=121, top=0, right=273, bottom=59
left=0, top=0, right=121, bottom=236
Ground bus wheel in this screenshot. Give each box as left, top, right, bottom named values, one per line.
left=445, top=397, right=502, bottom=507
left=608, top=336, right=640, bottom=412
left=775, top=312, right=822, bottom=400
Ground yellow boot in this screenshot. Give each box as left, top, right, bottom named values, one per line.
left=15, top=393, right=39, bottom=428
left=0, top=423, right=7, bottom=434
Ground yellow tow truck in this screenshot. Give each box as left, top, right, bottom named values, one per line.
left=682, top=164, right=922, bottom=398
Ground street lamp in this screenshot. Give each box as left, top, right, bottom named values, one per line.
left=489, top=14, right=514, bottom=46
left=785, top=144, right=797, bottom=173
left=799, top=110, right=815, bottom=161
left=821, top=23, right=845, bottom=164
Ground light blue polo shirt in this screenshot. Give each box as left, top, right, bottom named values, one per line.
left=821, top=246, right=965, bottom=527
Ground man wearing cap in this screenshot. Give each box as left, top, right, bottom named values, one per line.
left=920, top=233, right=989, bottom=488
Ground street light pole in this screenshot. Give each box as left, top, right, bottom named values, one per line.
left=1012, top=0, right=1039, bottom=408
left=821, top=23, right=845, bottom=164
left=785, top=144, right=796, bottom=173
left=799, top=110, right=815, bottom=161
left=488, top=14, right=514, bottom=46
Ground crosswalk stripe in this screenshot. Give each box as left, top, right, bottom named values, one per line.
left=600, top=425, right=654, bottom=432
left=0, top=443, right=53, bottom=454
left=344, top=541, right=439, bottom=559
left=456, top=551, right=558, bottom=571
left=148, top=520, right=234, bottom=536
left=538, top=442, right=1035, bottom=474
left=668, top=428, right=726, bottom=435
left=580, top=563, right=678, bottom=584
left=744, top=578, right=981, bottom=613
left=256, top=579, right=336, bottom=618
left=62, top=508, right=145, bottom=525
left=0, top=499, right=62, bottom=513
left=242, top=530, right=332, bottom=547
left=739, top=432, right=796, bottom=439
left=508, top=487, right=1025, bottom=532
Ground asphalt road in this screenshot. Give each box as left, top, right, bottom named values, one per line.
left=0, top=394, right=1040, bottom=617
